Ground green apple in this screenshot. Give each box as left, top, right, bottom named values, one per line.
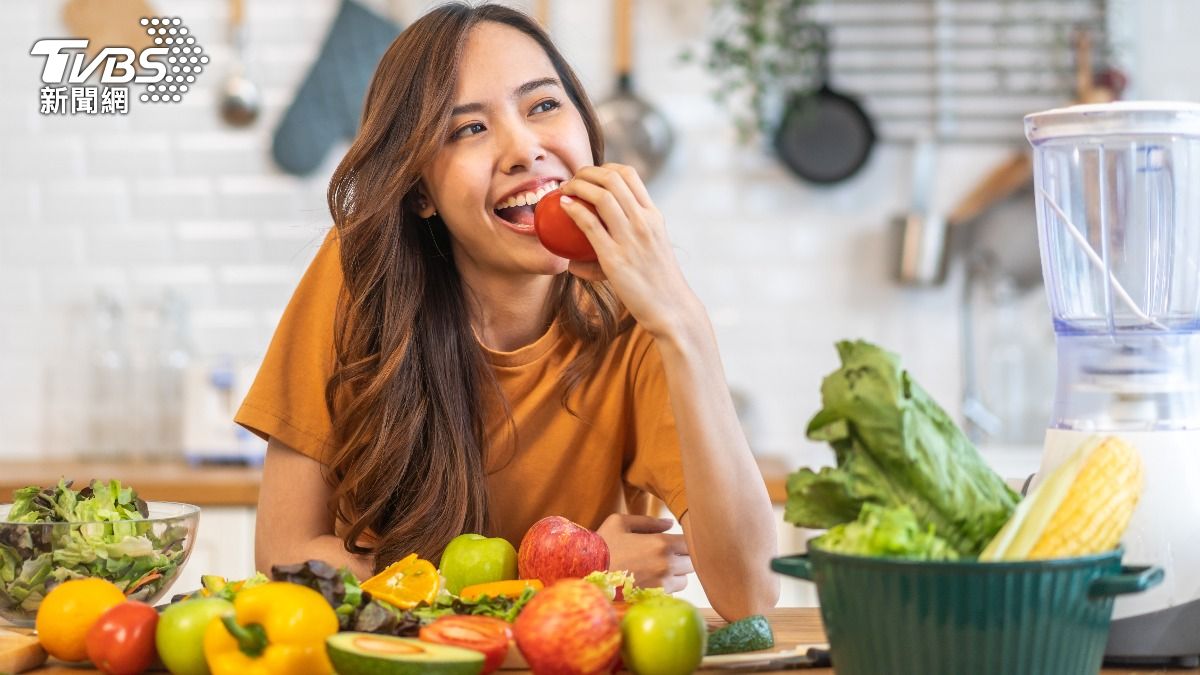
left=439, top=533, right=518, bottom=595
left=620, top=596, right=707, bottom=675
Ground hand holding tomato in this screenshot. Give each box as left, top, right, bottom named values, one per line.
left=534, top=189, right=600, bottom=262
left=554, top=163, right=705, bottom=341
left=86, top=601, right=159, bottom=675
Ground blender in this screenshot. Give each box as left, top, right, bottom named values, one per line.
left=1027, top=102, right=1200, bottom=665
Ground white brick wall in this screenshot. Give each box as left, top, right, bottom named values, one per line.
left=0, top=0, right=1013, bottom=465
left=0, top=0, right=1177, bottom=469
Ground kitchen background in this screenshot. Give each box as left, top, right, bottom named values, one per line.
left=0, top=0, right=1197, bottom=607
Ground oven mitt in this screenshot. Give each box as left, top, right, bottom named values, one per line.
left=271, top=0, right=399, bottom=176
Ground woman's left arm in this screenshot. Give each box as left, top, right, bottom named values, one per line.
left=560, top=164, right=780, bottom=621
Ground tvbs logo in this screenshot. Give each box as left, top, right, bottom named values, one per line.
left=32, top=39, right=169, bottom=84
left=31, top=17, right=206, bottom=113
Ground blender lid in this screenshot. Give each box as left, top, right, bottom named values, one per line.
left=1025, top=101, right=1200, bottom=142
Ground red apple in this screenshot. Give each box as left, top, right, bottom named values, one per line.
left=518, top=516, right=610, bottom=585
left=513, top=579, right=620, bottom=675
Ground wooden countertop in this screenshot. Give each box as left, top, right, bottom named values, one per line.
left=0, top=457, right=795, bottom=508
left=19, top=607, right=1197, bottom=674
left=0, top=461, right=262, bottom=507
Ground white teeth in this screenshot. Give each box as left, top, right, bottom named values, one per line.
left=494, top=181, right=560, bottom=211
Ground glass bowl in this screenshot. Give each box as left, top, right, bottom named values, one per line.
left=0, top=501, right=199, bottom=626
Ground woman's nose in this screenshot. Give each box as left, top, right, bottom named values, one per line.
left=497, top=120, right=546, bottom=173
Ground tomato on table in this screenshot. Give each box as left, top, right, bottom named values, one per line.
left=86, top=601, right=159, bottom=675
left=419, top=615, right=512, bottom=675
left=533, top=189, right=601, bottom=262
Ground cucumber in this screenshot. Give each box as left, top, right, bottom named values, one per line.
left=705, top=614, right=775, bottom=655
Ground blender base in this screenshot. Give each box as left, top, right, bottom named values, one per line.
left=1104, top=597, right=1200, bottom=667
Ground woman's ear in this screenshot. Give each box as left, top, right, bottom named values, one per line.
left=413, top=184, right=438, bottom=218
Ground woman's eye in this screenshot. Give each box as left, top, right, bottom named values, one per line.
left=452, top=122, right=486, bottom=139
left=531, top=99, right=560, bottom=114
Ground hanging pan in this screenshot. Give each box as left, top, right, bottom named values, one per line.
left=774, top=25, right=875, bottom=184
left=595, top=0, right=674, bottom=183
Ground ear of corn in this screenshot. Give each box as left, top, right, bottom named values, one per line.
left=1027, top=436, right=1144, bottom=558
left=979, top=446, right=1084, bottom=561
left=980, top=436, right=1144, bottom=561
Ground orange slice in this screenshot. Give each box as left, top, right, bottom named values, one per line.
left=361, top=553, right=441, bottom=609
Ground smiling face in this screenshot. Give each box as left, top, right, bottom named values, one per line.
left=417, top=21, right=594, bottom=278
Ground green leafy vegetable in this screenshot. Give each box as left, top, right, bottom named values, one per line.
left=785, top=341, right=1018, bottom=556
left=412, top=586, right=537, bottom=624
left=583, top=569, right=634, bottom=601
left=583, top=569, right=668, bottom=605
left=625, top=586, right=668, bottom=604
left=812, top=504, right=959, bottom=560
left=353, top=598, right=421, bottom=636
left=0, top=479, right=187, bottom=614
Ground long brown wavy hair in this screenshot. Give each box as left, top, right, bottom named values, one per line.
left=324, top=2, right=632, bottom=572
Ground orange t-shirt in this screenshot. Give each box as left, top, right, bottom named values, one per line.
left=234, top=229, right=688, bottom=547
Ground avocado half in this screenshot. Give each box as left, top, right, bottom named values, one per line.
left=326, top=633, right=485, bottom=675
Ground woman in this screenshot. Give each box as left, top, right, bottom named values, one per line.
left=237, top=2, right=778, bottom=620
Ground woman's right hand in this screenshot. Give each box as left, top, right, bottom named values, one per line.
left=596, top=514, right=694, bottom=593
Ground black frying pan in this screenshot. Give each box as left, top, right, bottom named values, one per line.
left=774, top=26, right=875, bottom=184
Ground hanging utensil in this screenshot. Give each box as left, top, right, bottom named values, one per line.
left=892, top=137, right=948, bottom=285
left=63, top=0, right=155, bottom=62
left=773, top=25, right=875, bottom=185
left=595, top=0, right=674, bottom=183
left=947, top=153, right=1033, bottom=228
left=220, top=0, right=260, bottom=127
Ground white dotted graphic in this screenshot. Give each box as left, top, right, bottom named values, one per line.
left=139, top=17, right=206, bottom=105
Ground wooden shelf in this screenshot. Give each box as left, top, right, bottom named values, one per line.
left=0, top=461, right=261, bottom=507
left=0, top=456, right=795, bottom=510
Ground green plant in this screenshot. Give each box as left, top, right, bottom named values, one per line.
left=681, top=0, right=819, bottom=142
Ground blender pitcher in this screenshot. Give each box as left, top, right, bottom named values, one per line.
left=1027, top=102, right=1200, bottom=665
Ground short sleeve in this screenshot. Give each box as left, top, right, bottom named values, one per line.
left=624, top=332, right=689, bottom=521
left=234, top=228, right=342, bottom=463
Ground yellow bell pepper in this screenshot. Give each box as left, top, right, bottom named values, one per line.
left=202, top=581, right=339, bottom=675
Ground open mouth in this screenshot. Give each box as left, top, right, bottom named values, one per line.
left=493, top=180, right=560, bottom=228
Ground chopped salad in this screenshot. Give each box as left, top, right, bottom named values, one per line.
left=0, top=479, right=189, bottom=613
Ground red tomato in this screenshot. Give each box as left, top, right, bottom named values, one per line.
left=534, top=189, right=600, bottom=262
left=419, top=615, right=512, bottom=675
left=85, top=601, right=159, bottom=675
